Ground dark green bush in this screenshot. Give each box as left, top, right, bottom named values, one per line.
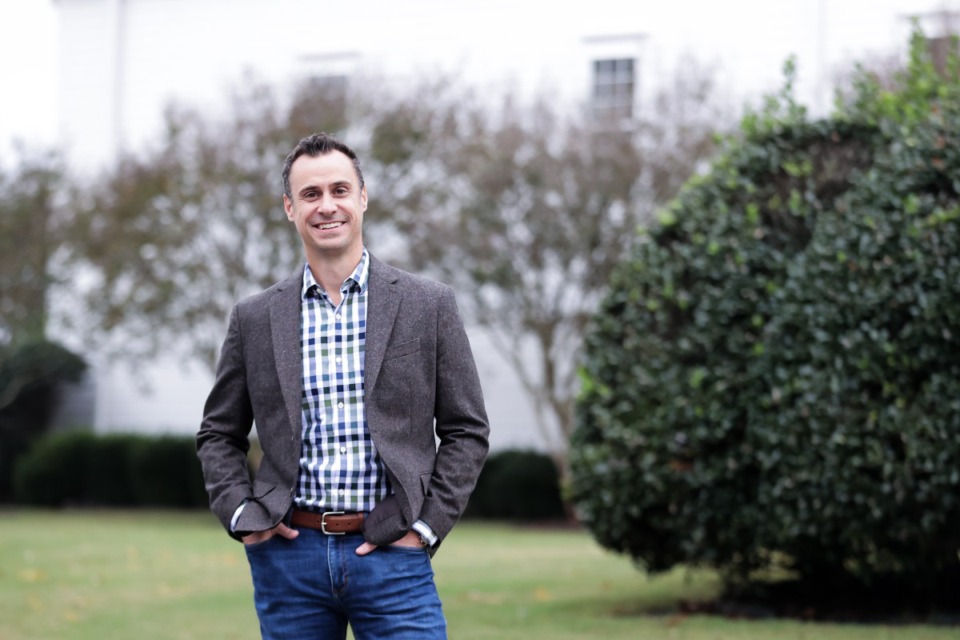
left=127, top=435, right=207, bottom=508
left=571, top=30, right=960, bottom=591
left=13, top=430, right=97, bottom=506
left=84, top=433, right=141, bottom=505
left=13, top=431, right=206, bottom=508
left=467, top=449, right=566, bottom=521
left=0, top=340, right=86, bottom=500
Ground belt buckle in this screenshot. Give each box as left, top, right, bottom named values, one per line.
left=321, top=511, right=345, bottom=535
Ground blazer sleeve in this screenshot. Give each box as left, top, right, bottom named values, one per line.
left=196, top=305, right=255, bottom=538
left=417, top=287, right=490, bottom=543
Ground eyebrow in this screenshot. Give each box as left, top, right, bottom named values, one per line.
left=298, top=180, right=353, bottom=196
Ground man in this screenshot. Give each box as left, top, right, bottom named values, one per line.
left=197, top=133, right=489, bottom=639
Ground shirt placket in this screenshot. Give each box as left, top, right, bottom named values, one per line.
left=332, top=291, right=348, bottom=510
left=296, top=256, right=380, bottom=515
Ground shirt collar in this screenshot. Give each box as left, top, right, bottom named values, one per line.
left=301, top=249, right=370, bottom=300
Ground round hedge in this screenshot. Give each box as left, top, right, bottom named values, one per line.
left=570, top=34, right=960, bottom=589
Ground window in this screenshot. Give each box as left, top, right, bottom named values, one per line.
left=288, top=74, right=350, bottom=133
left=927, top=35, right=957, bottom=76
left=910, top=10, right=960, bottom=77
left=592, top=58, right=635, bottom=119
left=293, top=51, right=359, bottom=132
left=584, top=33, right=644, bottom=123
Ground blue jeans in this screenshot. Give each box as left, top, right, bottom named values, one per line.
left=244, top=529, right=446, bottom=639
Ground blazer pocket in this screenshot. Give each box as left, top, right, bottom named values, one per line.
left=251, top=481, right=276, bottom=500
left=383, top=337, right=420, bottom=361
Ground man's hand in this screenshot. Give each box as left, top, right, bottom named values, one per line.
left=242, top=522, right=299, bottom=546
left=355, top=530, right=425, bottom=556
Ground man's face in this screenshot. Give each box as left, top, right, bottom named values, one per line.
left=283, top=150, right=367, bottom=264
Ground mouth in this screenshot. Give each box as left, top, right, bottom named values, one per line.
left=313, top=221, right=344, bottom=230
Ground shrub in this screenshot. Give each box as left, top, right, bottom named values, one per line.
left=0, top=340, right=86, bottom=500
left=128, top=435, right=207, bottom=508
left=13, top=430, right=96, bottom=506
left=467, top=449, right=566, bottom=521
left=84, top=433, right=141, bottom=505
left=13, top=431, right=206, bottom=508
left=571, top=29, right=960, bottom=592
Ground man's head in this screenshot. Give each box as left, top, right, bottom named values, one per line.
left=282, top=133, right=365, bottom=199
left=282, top=133, right=368, bottom=266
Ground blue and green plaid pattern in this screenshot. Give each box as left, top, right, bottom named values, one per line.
left=294, top=250, right=391, bottom=512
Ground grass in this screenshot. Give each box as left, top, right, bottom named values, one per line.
left=0, top=510, right=958, bottom=639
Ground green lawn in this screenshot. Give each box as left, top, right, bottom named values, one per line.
left=0, top=510, right=957, bottom=639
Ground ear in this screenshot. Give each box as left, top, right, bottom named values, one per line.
left=283, top=194, right=295, bottom=221
left=360, top=186, right=368, bottom=212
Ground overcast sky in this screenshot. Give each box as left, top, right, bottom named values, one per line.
left=0, top=1, right=58, bottom=156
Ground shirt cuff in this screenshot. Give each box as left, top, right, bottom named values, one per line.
left=230, top=500, right=247, bottom=532
left=411, top=519, right=438, bottom=547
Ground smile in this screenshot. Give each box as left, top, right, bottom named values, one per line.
left=315, top=222, right=344, bottom=230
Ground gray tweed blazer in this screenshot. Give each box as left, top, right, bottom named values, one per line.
left=196, top=254, right=489, bottom=552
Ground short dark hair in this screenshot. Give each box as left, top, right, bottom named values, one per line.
left=282, top=132, right=365, bottom=198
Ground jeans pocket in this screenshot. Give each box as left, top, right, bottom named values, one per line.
left=385, top=542, right=429, bottom=555
left=243, top=535, right=277, bottom=553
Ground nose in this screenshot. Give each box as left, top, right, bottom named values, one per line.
left=317, top=192, right=337, bottom=214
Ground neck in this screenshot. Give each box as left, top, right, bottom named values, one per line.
left=306, top=247, right=363, bottom=305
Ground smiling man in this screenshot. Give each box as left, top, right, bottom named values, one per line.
left=197, top=133, right=490, bottom=639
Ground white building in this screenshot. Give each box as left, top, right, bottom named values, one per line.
left=52, top=0, right=957, bottom=449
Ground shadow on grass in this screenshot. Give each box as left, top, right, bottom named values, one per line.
left=675, top=573, right=960, bottom=626
left=566, top=566, right=960, bottom=627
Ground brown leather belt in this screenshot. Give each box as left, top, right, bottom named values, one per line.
left=290, top=509, right=365, bottom=535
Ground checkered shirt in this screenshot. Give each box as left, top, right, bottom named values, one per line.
left=294, top=250, right=392, bottom=512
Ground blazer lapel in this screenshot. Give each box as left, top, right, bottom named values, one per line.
left=365, top=255, right=402, bottom=396
left=271, top=273, right=304, bottom=437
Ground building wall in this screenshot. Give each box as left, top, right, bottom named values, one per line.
left=55, top=0, right=957, bottom=448
left=58, top=0, right=954, bottom=168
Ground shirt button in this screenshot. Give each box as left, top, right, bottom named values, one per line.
left=338, top=402, right=344, bottom=408
left=335, top=313, right=341, bottom=320
left=335, top=357, right=342, bottom=364
left=340, top=447, right=347, bottom=454
left=339, top=489, right=345, bottom=497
